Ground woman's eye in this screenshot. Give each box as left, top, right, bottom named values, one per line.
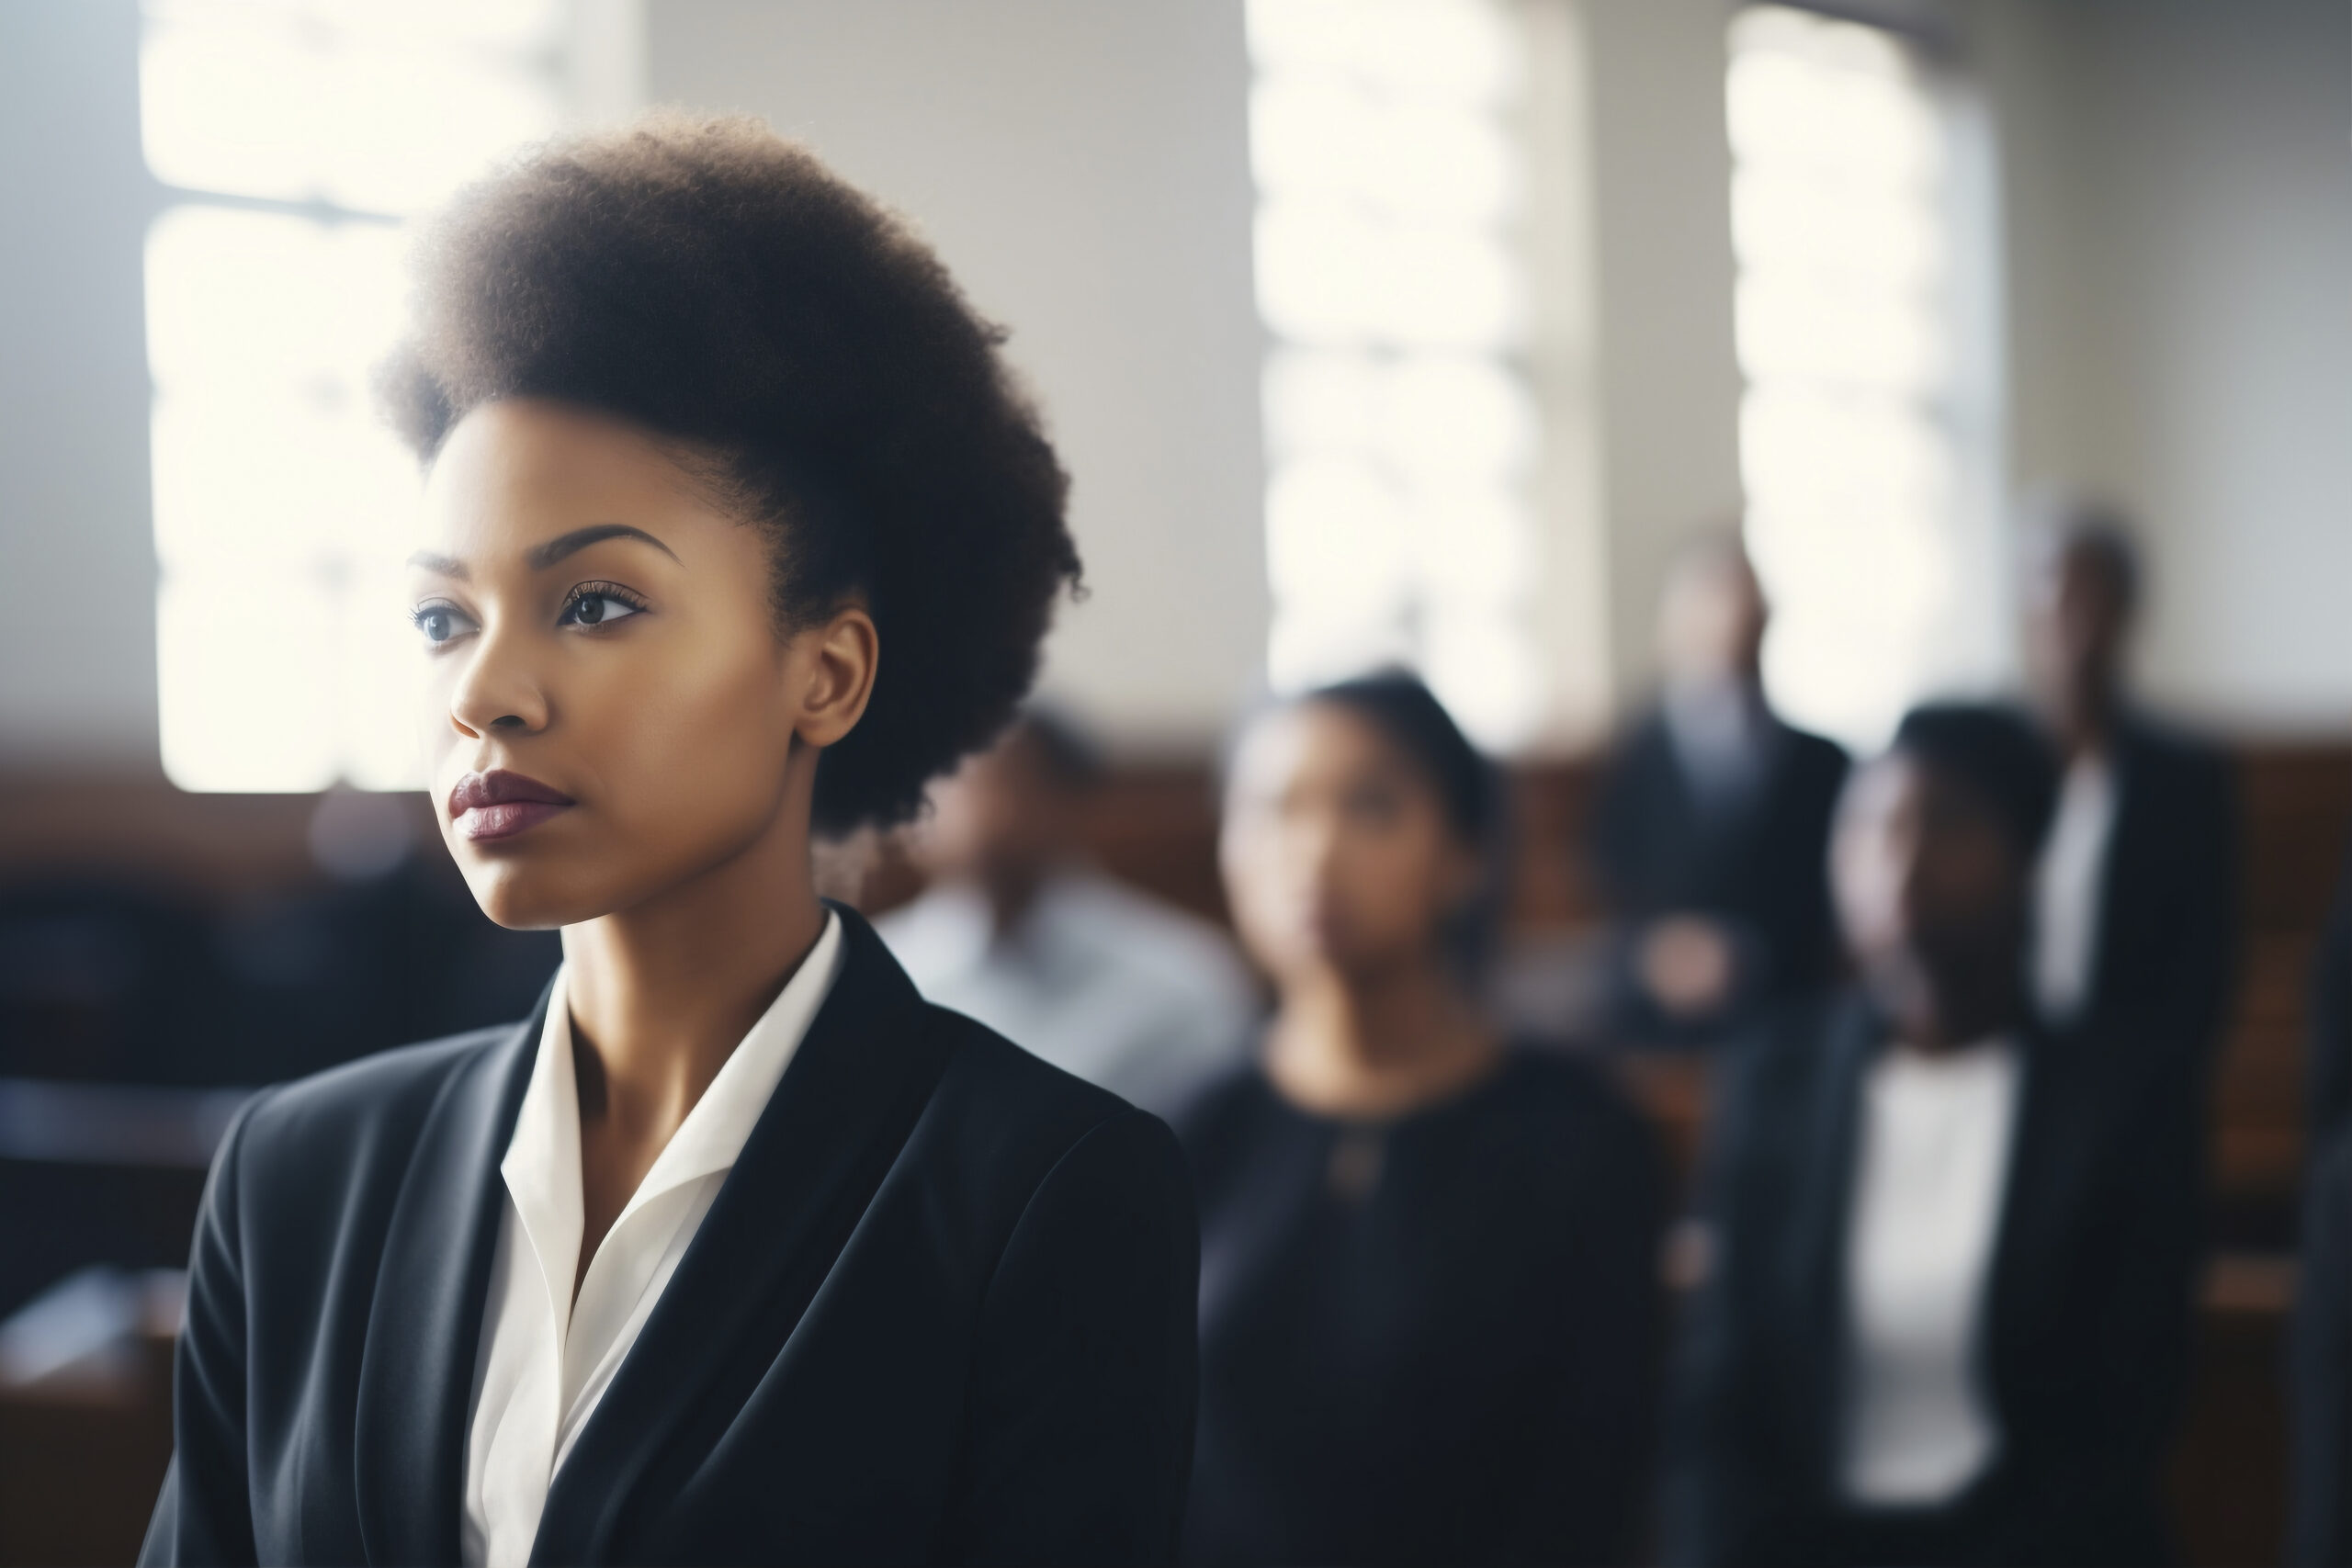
left=561, top=592, right=645, bottom=629
left=411, top=604, right=473, bottom=646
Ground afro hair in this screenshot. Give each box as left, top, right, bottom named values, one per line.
left=379, top=112, right=1081, bottom=834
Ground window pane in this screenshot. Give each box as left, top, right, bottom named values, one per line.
left=1246, top=0, right=1540, bottom=749
left=144, top=207, right=405, bottom=398
left=141, top=0, right=560, bottom=213
left=158, top=570, right=341, bottom=793
left=1265, top=457, right=1412, bottom=616
left=337, top=562, right=428, bottom=793
left=1262, top=348, right=1383, bottom=461
left=1729, top=6, right=1962, bottom=750
left=142, top=4, right=565, bottom=791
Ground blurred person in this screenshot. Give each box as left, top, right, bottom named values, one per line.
left=1177, top=673, right=1668, bottom=1567
left=2290, top=830, right=2352, bottom=1563
left=1589, top=535, right=1849, bottom=1043
left=141, top=116, right=1198, bottom=1568
left=2020, top=497, right=2238, bottom=1093
left=2290, top=1120, right=2352, bottom=1563
left=2310, top=845, right=2352, bottom=1144
left=1665, top=704, right=2203, bottom=1568
left=878, top=708, right=1256, bottom=1118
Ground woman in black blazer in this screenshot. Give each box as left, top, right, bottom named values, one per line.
left=141, top=115, right=1196, bottom=1566
left=1665, top=705, right=2203, bottom=1568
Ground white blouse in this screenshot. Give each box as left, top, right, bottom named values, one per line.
left=459, top=912, right=844, bottom=1568
left=1839, top=1036, right=2020, bottom=1506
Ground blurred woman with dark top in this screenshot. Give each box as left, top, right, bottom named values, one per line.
left=1666, top=704, right=2204, bottom=1568
left=1175, top=672, right=1667, bottom=1567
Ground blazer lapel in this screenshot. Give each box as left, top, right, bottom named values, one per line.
left=352, top=998, right=544, bottom=1567
left=531, top=907, right=956, bottom=1566
left=1981, top=1022, right=2065, bottom=1405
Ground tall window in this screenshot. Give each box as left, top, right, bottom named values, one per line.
left=141, top=1, right=568, bottom=791
left=1245, top=0, right=1542, bottom=750
left=1727, top=4, right=1985, bottom=749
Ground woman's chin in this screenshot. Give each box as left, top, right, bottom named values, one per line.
left=460, top=863, right=603, bottom=932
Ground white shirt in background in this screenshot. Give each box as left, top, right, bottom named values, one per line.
left=877, top=868, right=1256, bottom=1119
left=459, top=911, right=845, bottom=1568
left=2033, top=754, right=2120, bottom=1025
left=1840, top=1036, right=2021, bottom=1507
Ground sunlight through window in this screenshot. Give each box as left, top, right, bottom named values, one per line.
left=141, top=0, right=565, bottom=791
left=1246, top=0, right=1542, bottom=750
left=1727, top=5, right=1968, bottom=750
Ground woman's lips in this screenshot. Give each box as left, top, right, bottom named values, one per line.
left=449, top=769, right=575, bottom=842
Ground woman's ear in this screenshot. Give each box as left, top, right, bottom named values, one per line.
left=790, top=604, right=879, bottom=748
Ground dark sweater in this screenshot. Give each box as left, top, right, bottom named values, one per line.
left=1173, top=1050, right=1668, bottom=1567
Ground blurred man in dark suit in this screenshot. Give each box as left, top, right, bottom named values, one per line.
left=2020, top=497, right=2238, bottom=1098
left=1589, top=535, right=1849, bottom=1045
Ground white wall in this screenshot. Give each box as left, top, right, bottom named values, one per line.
left=647, top=0, right=1269, bottom=755
left=1984, top=0, right=2352, bottom=733
left=5, top=0, right=2346, bottom=774
left=0, top=1, right=162, bottom=773
left=1567, top=0, right=2352, bottom=736
left=1574, top=0, right=1747, bottom=701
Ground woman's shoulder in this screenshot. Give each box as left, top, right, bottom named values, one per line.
left=917, top=1000, right=1192, bottom=1199
left=1157, top=1055, right=1274, bottom=1156
left=230, top=1021, right=526, bottom=1193
left=925, top=999, right=1134, bottom=1125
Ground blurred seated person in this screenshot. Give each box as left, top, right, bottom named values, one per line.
left=2021, top=494, right=2237, bottom=1099
left=2290, top=1121, right=2352, bottom=1563
left=1666, top=705, right=2203, bottom=1568
left=1589, top=536, right=1849, bottom=1043
left=878, top=707, right=1255, bottom=1118
left=1178, top=673, right=1667, bottom=1567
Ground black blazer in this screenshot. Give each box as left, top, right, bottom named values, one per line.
left=1665, top=992, right=2203, bottom=1568
left=1589, top=707, right=1849, bottom=1037
left=2291, top=1125, right=2352, bottom=1565
left=2059, top=712, right=2238, bottom=1094
left=140, top=906, right=1200, bottom=1567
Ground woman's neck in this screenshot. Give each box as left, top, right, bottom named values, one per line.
left=1262, top=956, right=1501, bottom=1122
left=560, top=803, right=826, bottom=1142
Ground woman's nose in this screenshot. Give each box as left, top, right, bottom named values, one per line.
left=447, top=627, right=549, bottom=739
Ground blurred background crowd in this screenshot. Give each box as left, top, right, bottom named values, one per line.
left=1, top=0, right=2347, bottom=1563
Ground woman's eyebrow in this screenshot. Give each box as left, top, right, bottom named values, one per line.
left=526, top=523, right=682, bottom=570
left=403, top=525, right=681, bottom=580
